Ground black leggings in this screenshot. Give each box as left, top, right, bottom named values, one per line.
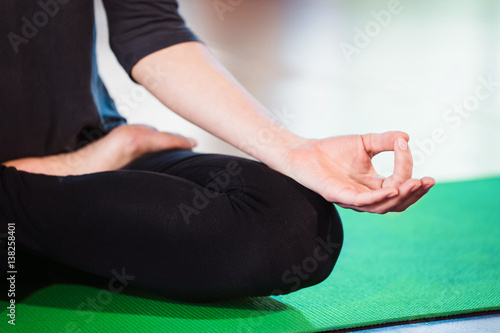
left=0, top=150, right=343, bottom=302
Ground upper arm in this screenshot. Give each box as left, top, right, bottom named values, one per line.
left=102, top=0, right=200, bottom=78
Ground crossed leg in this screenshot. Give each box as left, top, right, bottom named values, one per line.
left=0, top=150, right=343, bottom=301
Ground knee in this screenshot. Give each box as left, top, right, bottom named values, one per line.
left=268, top=196, right=344, bottom=296
left=229, top=161, right=344, bottom=296
left=172, top=156, right=344, bottom=300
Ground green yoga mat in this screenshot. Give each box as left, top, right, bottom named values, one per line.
left=2, top=177, right=500, bottom=332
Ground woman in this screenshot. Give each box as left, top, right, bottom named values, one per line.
left=0, top=0, right=434, bottom=301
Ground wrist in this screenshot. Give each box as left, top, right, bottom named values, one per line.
left=250, top=129, right=308, bottom=174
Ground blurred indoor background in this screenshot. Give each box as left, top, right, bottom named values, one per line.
left=95, top=0, right=500, bottom=183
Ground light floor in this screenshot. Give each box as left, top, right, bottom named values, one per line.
left=350, top=314, right=500, bottom=333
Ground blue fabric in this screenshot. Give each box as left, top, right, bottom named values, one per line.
left=91, top=25, right=126, bottom=131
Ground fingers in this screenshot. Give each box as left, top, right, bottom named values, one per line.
left=154, top=132, right=197, bottom=151
left=334, top=176, right=435, bottom=214
left=371, top=178, right=421, bottom=213
left=383, top=136, right=413, bottom=188
left=420, top=177, right=436, bottom=191
left=362, top=131, right=413, bottom=187
left=391, top=177, right=436, bottom=212
left=114, top=124, right=197, bottom=151
left=122, top=126, right=197, bottom=156
left=332, top=186, right=398, bottom=208
left=394, top=137, right=413, bottom=182
left=345, top=179, right=418, bottom=213
left=361, top=131, right=409, bottom=157
left=353, top=177, right=434, bottom=214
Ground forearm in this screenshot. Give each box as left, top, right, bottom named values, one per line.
left=131, top=41, right=304, bottom=173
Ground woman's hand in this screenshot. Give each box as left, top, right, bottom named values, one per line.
left=2, top=124, right=196, bottom=176
left=280, top=131, right=435, bottom=214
